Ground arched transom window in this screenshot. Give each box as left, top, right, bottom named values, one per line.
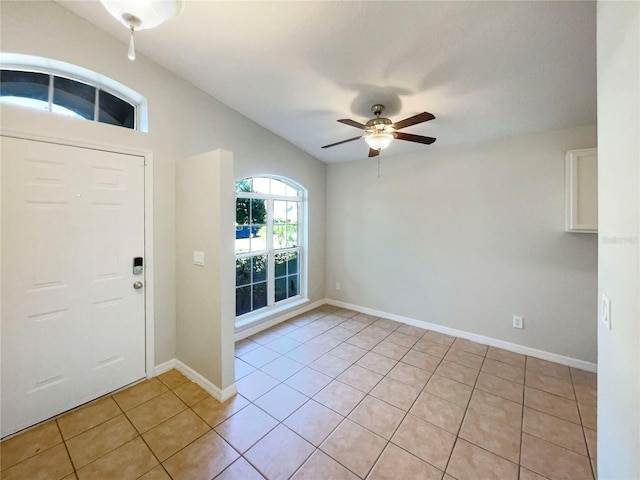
left=0, top=54, right=147, bottom=131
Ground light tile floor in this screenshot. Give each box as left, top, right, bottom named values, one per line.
left=1, top=305, right=597, bottom=480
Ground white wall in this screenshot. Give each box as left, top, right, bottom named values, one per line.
left=0, top=1, right=326, bottom=366
left=596, top=2, right=640, bottom=478
left=326, top=126, right=598, bottom=362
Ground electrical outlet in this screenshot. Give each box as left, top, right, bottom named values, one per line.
left=602, top=294, right=611, bottom=329
left=335, top=282, right=341, bottom=291
left=513, top=316, right=524, bottom=329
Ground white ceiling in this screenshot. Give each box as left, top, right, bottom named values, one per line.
left=58, top=1, right=596, bottom=163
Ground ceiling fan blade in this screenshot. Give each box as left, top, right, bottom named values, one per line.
left=322, top=135, right=363, bottom=149
left=368, top=148, right=380, bottom=158
left=338, top=119, right=367, bottom=130
left=393, top=112, right=435, bottom=130
left=395, top=132, right=437, bottom=145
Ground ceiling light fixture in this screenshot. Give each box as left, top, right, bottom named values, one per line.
left=364, top=132, right=395, bottom=151
left=100, top=0, right=185, bottom=61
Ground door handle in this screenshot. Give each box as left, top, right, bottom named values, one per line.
left=133, top=281, right=144, bottom=290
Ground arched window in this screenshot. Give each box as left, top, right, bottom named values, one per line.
left=0, top=54, right=146, bottom=131
left=235, top=176, right=306, bottom=320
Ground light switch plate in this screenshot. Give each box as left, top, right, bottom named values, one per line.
left=602, top=294, right=611, bottom=329
left=193, top=251, right=205, bottom=266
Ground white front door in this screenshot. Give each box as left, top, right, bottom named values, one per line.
left=1, top=137, right=146, bottom=437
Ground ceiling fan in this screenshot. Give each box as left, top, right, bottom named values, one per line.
left=322, top=104, right=436, bottom=157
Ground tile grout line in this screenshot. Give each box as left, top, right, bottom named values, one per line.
left=518, top=355, right=529, bottom=480
left=135, top=373, right=237, bottom=479
left=63, top=397, right=157, bottom=478
left=369, top=335, right=455, bottom=477
left=348, top=333, right=457, bottom=476
left=521, top=377, right=595, bottom=457
left=443, top=347, right=533, bottom=469
left=519, top=385, right=584, bottom=425
left=132, top=376, right=216, bottom=479
left=521, top=359, right=596, bottom=480
left=253, top=307, right=353, bottom=479
left=236, top=322, right=338, bottom=477
left=187, top=398, right=253, bottom=480
left=440, top=340, right=489, bottom=477
left=354, top=329, right=434, bottom=479
left=54, top=415, right=77, bottom=478
left=286, top=325, right=399, bottom=479
left=461, top=355, right=577, bottom=476
left=570, top=367, right=597, bottom=480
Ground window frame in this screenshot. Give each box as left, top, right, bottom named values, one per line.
left=0, top=53, right=147, bottom=131
left=235, top=176, right=307, bottom=324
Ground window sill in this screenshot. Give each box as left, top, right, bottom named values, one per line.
left=235, top=297, right=309, bottom=334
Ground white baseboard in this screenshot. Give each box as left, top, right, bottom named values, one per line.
left=326, top=299, right=597, bottom=373
left=235, top=299, right=326, bottom=341
left=153, top=359, right=177, bottom=376
left=153, top=359, right=237, bottom=402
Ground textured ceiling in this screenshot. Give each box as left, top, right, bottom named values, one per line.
left=58, top=1, right=596, bottom=163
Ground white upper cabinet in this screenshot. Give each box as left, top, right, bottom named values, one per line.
left=565, top=148, right=598, bottom=233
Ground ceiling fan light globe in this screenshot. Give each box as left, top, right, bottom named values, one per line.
left=100, top=0, right=185, bottom=30
left=365, top=132, right=394, bottom=150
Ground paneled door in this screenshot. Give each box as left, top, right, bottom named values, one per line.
left=1, top=137, right=146, bottom=437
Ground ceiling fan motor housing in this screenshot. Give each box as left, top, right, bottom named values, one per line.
left=365, top=117, right=394, bottom=132
left=366, top=104, right=394, bottom=133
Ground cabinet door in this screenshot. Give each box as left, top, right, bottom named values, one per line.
left=565, top=148, right=597, bottom=233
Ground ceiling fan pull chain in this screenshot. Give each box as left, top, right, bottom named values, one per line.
left=128, top=25, right=136, bottom=61
left=377, top=151, right=381, bottom=178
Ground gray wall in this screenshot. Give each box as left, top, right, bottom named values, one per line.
left=596, top=2, right=640, bottom=477
left=0, top=1, right=326, bottom=367
left=326, top=126, right=598, bottom=362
